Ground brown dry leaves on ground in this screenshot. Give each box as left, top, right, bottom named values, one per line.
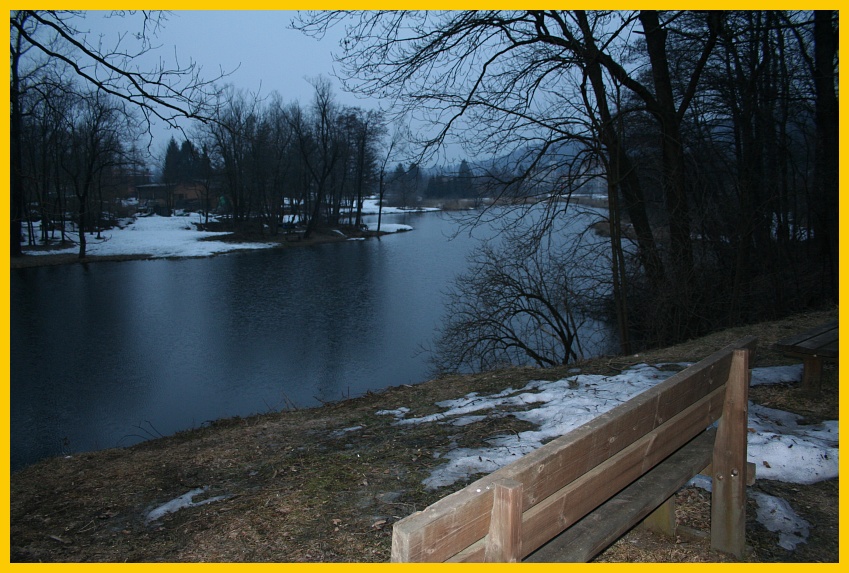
left=10, top=308, right=839, bottom=562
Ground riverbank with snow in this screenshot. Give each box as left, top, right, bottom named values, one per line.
left=15, top=198, right=432, bottom=266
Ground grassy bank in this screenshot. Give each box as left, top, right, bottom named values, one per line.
left=10, top=307, right=838, bottom=562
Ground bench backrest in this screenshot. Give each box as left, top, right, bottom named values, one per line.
left=391, top=336, right=757, bottom=562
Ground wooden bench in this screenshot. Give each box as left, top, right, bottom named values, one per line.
left=775, top=320, right=837, bottom=391
left=390, top=337, right=757, bottom=562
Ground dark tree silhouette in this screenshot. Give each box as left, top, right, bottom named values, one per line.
left=10, top=10, right=228, bottom=257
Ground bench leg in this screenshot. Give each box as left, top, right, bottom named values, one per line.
left=802, top=356, right=823, bottom=391
left=485, top=478, right=523, bottom=562
left=641, top=495, right=676, bottom=538
left=711, top=348, right=750, bottom=558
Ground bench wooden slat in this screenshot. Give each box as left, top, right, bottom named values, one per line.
left=779, top=331, right=838, bottom=357
left=391, top=337, right=757, bottom=563
left=523, top=428, right=717, bottom=562
left=519, top=385, right=727, bottom=557
left=390, top=490, right=493, bottom=562
left=508, top=336, right=756, bottom=512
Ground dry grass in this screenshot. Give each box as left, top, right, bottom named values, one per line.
left=10, top=307, right=839, bottom=562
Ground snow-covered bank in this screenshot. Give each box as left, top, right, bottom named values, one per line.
left=364, top=223, right=413, bottom=233
left=24, top=214, right=277, bottom=258
left=358, top=199, right=435, bottom=233
left=359, top=198, right=440, bottom=215
left=377, top=362, right=837, bottom=551
left=22, top=207, right=421, bottom=260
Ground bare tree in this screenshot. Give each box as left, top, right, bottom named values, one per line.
left=432, top=229, right=591, bottom=372
left=341, top=107, right=384, bottom=228
left=10, top=10, right=229, bottom=257
left=59, top=90, right=136, bottom=257
left=375, top=123, right=409, bottom=232
left=287, top=77, right=344, bottom=239
left=805, top=11, right=839, bottom=299
left=18, top=65, right=73, bottom=246
left=262, top=93, right=296, bottom=234
left=196, top=145, right=215, bottom=225
left=161, top=137, right=181, bottom=214
left=202, top=86, right=261, bottom=224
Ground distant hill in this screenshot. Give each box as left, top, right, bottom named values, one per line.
left=430, top=139, right=603, bottom=197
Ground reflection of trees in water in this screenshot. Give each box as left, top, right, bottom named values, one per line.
left=432, top=206, right=613, bottom=373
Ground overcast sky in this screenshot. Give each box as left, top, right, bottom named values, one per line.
left=84, top=11, right=376, bottom=165
left=146, top=11, right=357, bottom=102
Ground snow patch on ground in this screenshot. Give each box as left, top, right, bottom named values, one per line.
left=366, top=223, right=413, bottom=233
left=751, top=491, right=811, bottom=550
left=27, top=214, right=277, bottom=258
left=751, top=364, right=805, bottom=386
left=330, top=425, right=364, bottom=438
left=359, top=199, right=439, bottom=215
left=747, top=403, right=838, bottom=484
left=144, top=486, right=230, bottom=524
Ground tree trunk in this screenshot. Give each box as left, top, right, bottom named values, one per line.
left=576, top=11, right=665, bottom=291
left=10, top=32, right=24, bottom=258
left=639, top=10, right=699, bottom=340
left=813, top=10, right=839, bottom=301
left=77, top=194, right=88, bottom=258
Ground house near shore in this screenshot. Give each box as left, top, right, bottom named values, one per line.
left=129, top=181, right=213, bottom=214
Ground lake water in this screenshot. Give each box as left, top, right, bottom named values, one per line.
left=11, top=210, right=615, bottom=471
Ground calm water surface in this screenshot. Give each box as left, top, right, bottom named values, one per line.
left=11, top=210, right=614, bottom=471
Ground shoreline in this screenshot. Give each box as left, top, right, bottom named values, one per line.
left=10, top=198, right=611, bottom=270
left=11, top=227, right=391, bottom=269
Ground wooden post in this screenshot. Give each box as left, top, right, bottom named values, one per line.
left=802, top=355, right=823, bottom=391
left=711, top=349, right=750, bottom=558
left=484, top=478, right=523, bottom=562
left=642, top=496, right=676, bottom=538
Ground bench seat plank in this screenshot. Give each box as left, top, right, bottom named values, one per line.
left=524, top=429, right=716, bottom=562
left=775, top=320, right=838, bottom=358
